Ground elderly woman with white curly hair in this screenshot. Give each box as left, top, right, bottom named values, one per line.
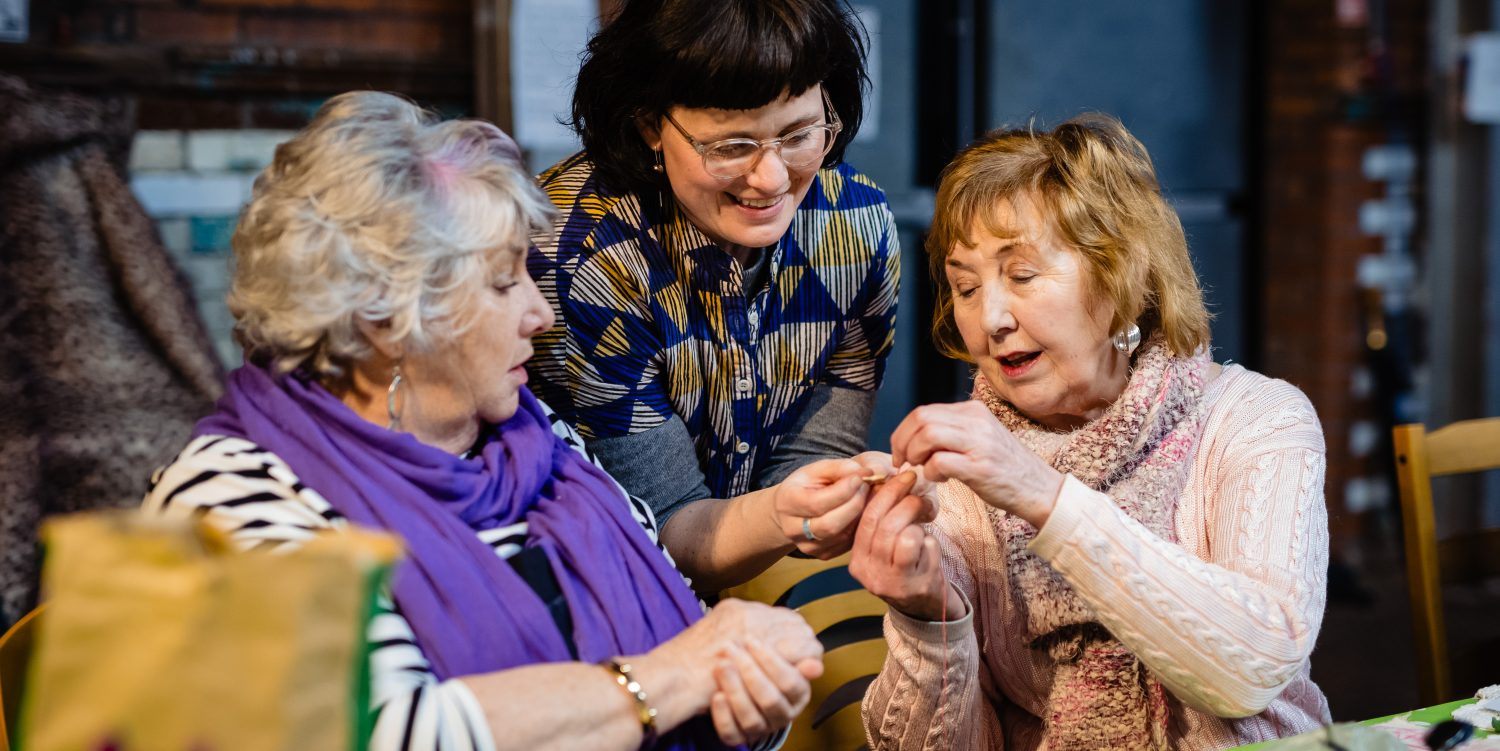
left=142, top=91, right=824, bottom=751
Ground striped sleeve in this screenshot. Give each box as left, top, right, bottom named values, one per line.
left=142, top=435, right=495, bottom=751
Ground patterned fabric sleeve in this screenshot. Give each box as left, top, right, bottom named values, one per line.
left=822, top=202, right=900, bottom=390
left=537, top=214, right=677, bottom=442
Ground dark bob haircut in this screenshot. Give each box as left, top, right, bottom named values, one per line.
left=571, top=0, right=869, bottom=196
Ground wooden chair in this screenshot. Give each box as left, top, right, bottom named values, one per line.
left=722, top=553, right=888, bottom=751
left=0, top=607, right=43, bottom=751
left=1392, top=417, right=1500, bottom=706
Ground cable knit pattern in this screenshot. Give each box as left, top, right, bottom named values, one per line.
left=862, top=364, right=1332, bottom=750
left=974, top=336, right=1207, bottom=749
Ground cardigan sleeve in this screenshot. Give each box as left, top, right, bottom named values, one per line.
left=1029, top=378, right=1329, bottom=718
left=861, top=493, right=1004, bottom=750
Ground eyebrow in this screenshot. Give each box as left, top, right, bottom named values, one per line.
left=699, top=111, right=825, bottom=142
left=946, top=240, right=1026, bottom=271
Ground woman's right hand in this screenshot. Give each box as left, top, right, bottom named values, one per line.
left=847, top=471, right=963, bottom=622
left=654, top=598, right=823, bottom=744
left=772, top=458, right=870, bottom=559
left=890, top=401, right=1064, bottom=530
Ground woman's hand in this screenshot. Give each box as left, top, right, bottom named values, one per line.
left=708, top=637, right=820, bottom=744
left=851, top=450, right=940, bottom=525
left=772, top=458, right=870, bottom=558
left=889, top=401, right=1065, bottom=529
left=846, top=471, right=964, bottom=622
left=651, top=598, right=823, bottom=744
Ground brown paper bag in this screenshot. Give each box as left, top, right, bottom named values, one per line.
left=17, top=511, right=399, bottom=751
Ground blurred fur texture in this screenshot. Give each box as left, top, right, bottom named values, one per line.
left=0, top=75, right=222, bottom=628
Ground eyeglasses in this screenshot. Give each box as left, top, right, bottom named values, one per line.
left=661, top=88, right=843, bottom=180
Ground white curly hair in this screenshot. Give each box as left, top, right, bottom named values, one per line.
left=228, top=90, right=556, bottom=381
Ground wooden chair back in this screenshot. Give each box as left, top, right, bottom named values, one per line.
left=722, top=553, right=887, bottom=751
left=1392, top=417, right=1500, bottom=706
left=0, top=607, right=43, bottom=751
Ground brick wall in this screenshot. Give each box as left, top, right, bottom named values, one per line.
left=6, top=0, right=478, bottom=362
left=1259, top=0, right=1428, bottom=563
left=9, top=0, right=473, bottom=129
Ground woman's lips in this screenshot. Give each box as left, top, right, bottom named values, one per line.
left=998, top=351, right=1040, bottom=378
left=727, top=193, right=785, bottom=217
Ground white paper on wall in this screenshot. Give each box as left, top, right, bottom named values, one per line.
left=511, top=0, right=593, bottom=151
left=1465, top=32, right=1500, bottom=124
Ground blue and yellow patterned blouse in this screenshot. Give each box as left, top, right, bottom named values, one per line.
left=527, top=153, right=900, bottom=500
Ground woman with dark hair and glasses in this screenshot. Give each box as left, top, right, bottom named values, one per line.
left=528, top=0, right=903, bottom=597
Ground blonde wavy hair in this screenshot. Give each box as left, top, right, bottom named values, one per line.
left=229, top=91, right=557, bottom=381
left=927, top=113, right=1211, bottom=361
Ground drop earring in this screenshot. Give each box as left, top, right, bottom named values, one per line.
left=386, top=364, right=404, bottom=431
left=652, top=149, right=671, bottom=221
left=1111, top=322, right=1142, bottom=354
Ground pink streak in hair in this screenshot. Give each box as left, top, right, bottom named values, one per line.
left=422, top=151, right=465, bottom=194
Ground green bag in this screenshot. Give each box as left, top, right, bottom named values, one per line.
left=16, top=511, right=399, bottom=751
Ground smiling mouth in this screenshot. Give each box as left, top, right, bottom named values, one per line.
left=729, top=194, right=782, bottom=209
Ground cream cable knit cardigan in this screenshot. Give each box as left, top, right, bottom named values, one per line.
left=862, top=364, right=1332, bottom=750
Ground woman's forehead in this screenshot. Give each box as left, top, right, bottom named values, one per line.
left=951, top=194, right=1039, bottom=249
left=668, top=86, right=824, bottom=136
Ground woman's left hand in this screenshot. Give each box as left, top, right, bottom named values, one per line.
left=707, top=637, right=818, bottom=745
left=773, top=459, right=871, bottom=559
left=889, top=401, right=1064, bottom=529
left=846, top=471, right=963, bottom=622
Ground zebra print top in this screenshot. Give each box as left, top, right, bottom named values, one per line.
left=141, top=402, right=777, bottom=751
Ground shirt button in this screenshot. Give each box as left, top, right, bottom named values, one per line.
left=736, top=377, right=752, bottom=393
left=735, top=441, right=751, bottom=454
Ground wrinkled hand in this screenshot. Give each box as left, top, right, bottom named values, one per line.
left=668, top=599, right=823, bottom=745
left=889, top=401, right=1064, bottom=528
left=773, top=458, right=870, bottom=558
left=708, top=637, right=821, bottom=744
left=846, top=471, right=961, bottom=622
left=851, top=450, right=940, bottom=525
left=680, top=598, right=823, bottom=669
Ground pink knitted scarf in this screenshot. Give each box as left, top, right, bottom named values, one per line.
left=973, top=334, right=1210, bottom=750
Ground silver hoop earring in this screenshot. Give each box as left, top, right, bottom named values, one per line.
left=1111, top=323, right=1142, bottom=354
left=386, top=365, right=404, bottom=431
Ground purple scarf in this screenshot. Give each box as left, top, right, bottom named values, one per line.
left=196, top=364, right=730, bottom=749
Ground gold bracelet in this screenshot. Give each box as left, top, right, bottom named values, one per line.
left=601, top=657, right=658, bottom=747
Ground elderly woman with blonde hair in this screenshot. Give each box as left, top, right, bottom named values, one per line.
left=849, top=114, right=1331, bottom=749
left=142, top=91, right=824, bottom=750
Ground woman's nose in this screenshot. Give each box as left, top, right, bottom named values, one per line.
left=744, top=145, right=791, bottom=193
left=521, top=274, right=555, bottom=336
left=981, top=287, right=1015, bottom=336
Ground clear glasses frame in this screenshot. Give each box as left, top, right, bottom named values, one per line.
left=660, top=87, right=843, bottom=179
